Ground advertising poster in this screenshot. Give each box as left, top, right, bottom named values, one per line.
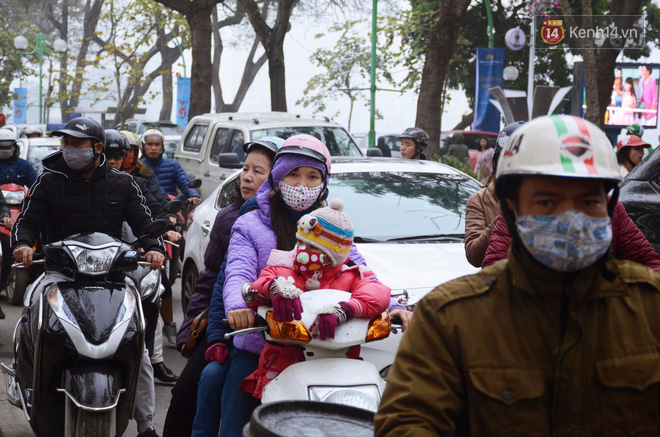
left=472, top=48, right=505, bottom=133
left=605, top=63, right=659, bottom=128
left=13, top=88, right=27, bottom=125
left=176, top=77, right=191, bottom=130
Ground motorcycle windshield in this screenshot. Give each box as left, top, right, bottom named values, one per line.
left=59, top=283, right=126, bottom=345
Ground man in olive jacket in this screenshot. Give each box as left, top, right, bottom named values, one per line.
left=376, top=115, right=660, bottom=436
left=12, top=117, right=164, bottom=270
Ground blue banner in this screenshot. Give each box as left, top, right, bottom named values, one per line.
left=176, top=77, right=191, bottom=129
left=13, top=88, right=27, bottom=124
left=472, top=48, right=505, bottom=133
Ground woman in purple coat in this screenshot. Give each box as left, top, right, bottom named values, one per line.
left=162, top=137, right=282, bottom=437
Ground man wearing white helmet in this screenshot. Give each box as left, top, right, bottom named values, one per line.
left=376, top=115, right=660, bottom=435
left=139, top=129, right=201, bottom=205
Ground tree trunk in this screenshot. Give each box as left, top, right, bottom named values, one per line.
left=415, top=0, right=471, bottom=158
left=239, top=0, right=296, bottom=112
left=160, top=69, right=174, bottom=121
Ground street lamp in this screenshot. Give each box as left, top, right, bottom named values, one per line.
left=13, top=34, right=67, bottom=124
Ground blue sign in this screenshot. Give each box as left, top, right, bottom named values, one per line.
left=13, top=88, right=27, bottom=124
left=472, top=48, right=505, bottom=133
left=176, top=77, right=191, bottom=129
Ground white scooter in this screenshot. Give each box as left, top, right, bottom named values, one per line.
left=228, top=284, right=393, bottom=412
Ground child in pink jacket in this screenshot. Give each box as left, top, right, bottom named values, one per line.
left=239, top=198, right=391, bottom=398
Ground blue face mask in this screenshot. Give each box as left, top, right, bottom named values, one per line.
left=516, top=210, right=612, bottom=272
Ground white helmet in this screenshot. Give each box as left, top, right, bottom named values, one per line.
left=139, top=128, right=164, bottom=146
left=495, top=115, right=621, bottom=188
left=0, top=128, right=17, bottom=144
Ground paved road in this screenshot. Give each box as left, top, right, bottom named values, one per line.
left=0, top=278, right=188, bottom=436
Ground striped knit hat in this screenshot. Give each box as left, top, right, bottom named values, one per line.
left=296, top=198, right=354, bottom=267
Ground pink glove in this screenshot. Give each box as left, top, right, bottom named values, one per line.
left=310, top=313, right=339, bottom=340
left=310, top=301, right=356, bottom=341
left=272, top=293, right=303, bottom=322
left=205, top=343, right=229, bottom=364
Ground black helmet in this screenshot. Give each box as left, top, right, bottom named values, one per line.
left=399, top=127, right=429, bottom=152
left=52, top=117, right=106, bottom=146
left=104, top=129, right=129, bottom=158
left=493, top=121, right=525, bottom=174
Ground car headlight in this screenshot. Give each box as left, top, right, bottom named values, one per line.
left=68, top=246, right=119, bottom=275
left=2, top=190, right=25, bottom=204
left=308, top=385, right=381, bottom=412
left=114, top=289, right=137, bottom=326
left=140, top=270, right=161, bottom=299
left=47, top=287, right=80, bottom=329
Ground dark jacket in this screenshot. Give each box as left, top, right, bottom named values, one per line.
left=205, top=197, right=259, bottom=347
left=131, top=174, right=174, bottom=228
left=0, top=191, right=10, bottom=219
left=129, top=161, right=171, bottom=207
left=376, top=247, right=660, bottom=436
left=0, top=156, right=38, bottom=188
left=481, top=201, right=660, bottom=274
left=141, top=156, right=200, bottom=198
left=12, top=152, right=162, bottom=253
left=176, top=201, right=242, bottom=350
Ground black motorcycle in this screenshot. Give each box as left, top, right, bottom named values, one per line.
left=1, top=221, right=165, bottom=437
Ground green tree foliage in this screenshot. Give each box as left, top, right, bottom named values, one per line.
left=297, top=19, right=395, bottom=130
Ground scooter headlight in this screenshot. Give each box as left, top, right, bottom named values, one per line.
left=68, top=246, right=119, bottom=275
left=139, top=270, right=161, bottom=299
left=308, top=385, right=381, bottom=412
left=2, top=190, right=25, bottom=204
left=47, top=287, right=81, bottom=329
left=114, top=289, right=137, bottom=326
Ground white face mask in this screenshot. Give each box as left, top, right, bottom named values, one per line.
left=0, top=149, right=13, bottom=160
left=516, top=210, right=613, bottom=272
left=278, top=181, right=323, bottom=211
left=62, top=145, right=95, bottom=171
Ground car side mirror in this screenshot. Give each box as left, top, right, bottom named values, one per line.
left=366, top=148, right=383, bottom=157
left=218, top=153, right=243, bottom=169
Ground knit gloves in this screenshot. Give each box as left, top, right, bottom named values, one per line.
left=270, top=276, right=303, bottom=322
left=310, top=301, right=355, bottom=340
left=205, top=343, right=229, bottom=364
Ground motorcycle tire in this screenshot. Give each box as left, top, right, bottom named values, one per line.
left=6, top=268, right=28, bottom=306
left=182, top=263, right=199, bottom=315
left=72, top=406, right=116, bottom=437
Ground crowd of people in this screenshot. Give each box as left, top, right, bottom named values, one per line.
left=1, top=112, right=660, bottom=435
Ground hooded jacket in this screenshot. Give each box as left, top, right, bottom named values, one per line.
left=464, top=181, right=500, bottom=267
left=481, top=201, right=660, bottom=274
left=128, top=160, right=171, bottom=207
left=141, top=156, right=199, bottom=198
left=376, top=246, right=660, bottom=436
left=12, top=151, right=162, bottom=253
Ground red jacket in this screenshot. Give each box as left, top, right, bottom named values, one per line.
left=241, top=248, right=391, bottom=398
left=482, top=201, right=660, bottom=274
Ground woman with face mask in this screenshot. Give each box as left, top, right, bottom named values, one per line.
left=194, top=135, right=373, bottom=437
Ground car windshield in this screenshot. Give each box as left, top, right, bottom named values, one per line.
left=251, top=127, right=361, bottom=156
left=138, top=124, right=182, bottom=135
left=28, top=145, right=60, bottom=173
left=163, top=140, right=178, bottom=159
left=328, top=171, right=480, bottom=241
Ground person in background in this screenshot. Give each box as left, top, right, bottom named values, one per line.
left=447, top=132, right=469, bottom=164
left=474, top=136, right=494, bottom=184
left=640, top=64, right=657, bottom=124
left=376, top=136, right=392, bottom=157
left=161, top=137, right=282, bottom=437
left=0, top=190, right=10, bottom=320
left=21, top=126, right=42, bottom=139
left=617, top=134, right=649, bottom=178
left=376, top=115, right=660, bottom=435
left=399, top=127, right=429, bottom=160
left=619, top=77, right=637, bottom=126
left=464, top=122, right=524, bottom=267
left=121, top=130, right=170, bottom=207
left=140, top=128, right=199, bottom=350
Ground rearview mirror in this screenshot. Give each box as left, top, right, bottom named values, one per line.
left=141, top=219, right=168, bottom=239
left=188, top=178, right=202, bottom=189
left=165, top=199, right=183, bottom=214
left=218, top=153, right=243, bottom=169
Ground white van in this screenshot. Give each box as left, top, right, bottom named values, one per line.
left=174, top=112, right=363, bottom=199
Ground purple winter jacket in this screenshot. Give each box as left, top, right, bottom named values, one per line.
left=176, top=203, right=240, bottom=350
left=223, top=184, right=367, bottom=355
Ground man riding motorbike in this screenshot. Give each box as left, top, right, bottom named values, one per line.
left=11, top=117, right=164, bottom=437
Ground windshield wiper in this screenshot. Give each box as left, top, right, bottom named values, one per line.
left=386, top=234, right=464, bottom=242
